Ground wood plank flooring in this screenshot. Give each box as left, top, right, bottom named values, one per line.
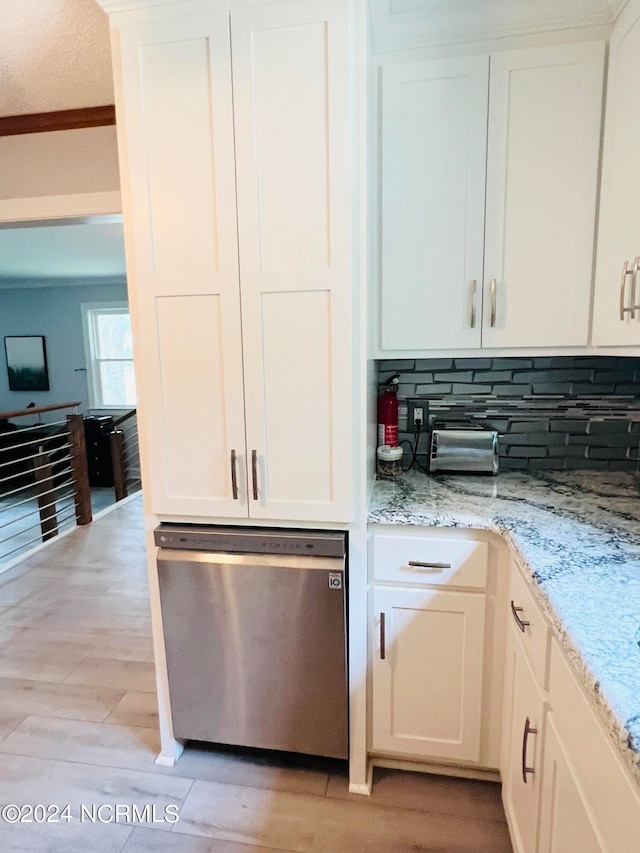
left=0, top=495, right=513, bottom=852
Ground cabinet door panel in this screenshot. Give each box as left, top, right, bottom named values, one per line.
left=232, top=0, right=352, bottom=522
left=115, top=13, right=247, bottom=516
left=502, top=625, right=545, bottom=853
left=484, top=43, right=603, bottom=348
left=118, top=13, right=240, bottom=293
left=538, top=715, right=604, bottom=853
left=372, top=587, right=485, bottom=762
left=592, top=2, right=640, bottom=345
left=150, top=295, right=247, bottom=516
left=379, top=56, right=488, bottom=351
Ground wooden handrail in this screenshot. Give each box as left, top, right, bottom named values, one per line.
left=0, top=402, right=81, bottom=421
left=112, top=408, right=137, bottom=428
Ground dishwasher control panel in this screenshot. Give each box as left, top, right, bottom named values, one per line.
left=154, top=525, right=345, bottom=558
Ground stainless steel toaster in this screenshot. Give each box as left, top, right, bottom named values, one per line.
left=429, top=427, right=499, bottom=475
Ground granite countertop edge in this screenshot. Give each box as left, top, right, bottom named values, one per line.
left=367, top=470, right=640, bottom=788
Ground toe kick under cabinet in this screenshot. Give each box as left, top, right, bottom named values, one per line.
left=369, top=528, right=508, bottom=770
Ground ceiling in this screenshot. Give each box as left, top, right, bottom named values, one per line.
left=0, top=0, right=113, bottom=118
left=0, top=219, right=126, bottom=287
left=0, top=2, right=119, bottom=285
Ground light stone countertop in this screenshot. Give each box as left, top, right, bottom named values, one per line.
left=368, top=469, right=640, bottom=786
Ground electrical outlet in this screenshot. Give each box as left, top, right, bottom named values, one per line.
left=407, top=400, right=428, bottom=434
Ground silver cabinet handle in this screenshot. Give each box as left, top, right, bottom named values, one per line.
left=231, top=449, right=239, bottom=500
left=408, top=560, right=451, bottom=571
left=490, top=278, right=497, bottom=327
left=470, top=279, right=477, bottom=329
left=522, top=717, right=537, bottom=784
left=620, top=260, right=634, bottom=320
left=631, top=256, right=640, bottom=317
left=511, top=600, right=530, bottom=632
left=379, top=612, right=386, bottom=660
left=251, top=449, right=259, bottom=501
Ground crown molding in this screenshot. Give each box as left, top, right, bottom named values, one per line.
left=370, top=0, right=619, bottom=53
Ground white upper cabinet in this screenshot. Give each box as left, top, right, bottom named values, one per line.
left=377, top=41, right=604, bottom=353
left=116, top=12, right=246, bottom=519
left=484, top=43, right=604, bottom=348
left=592, top=0, right=640, bottom=346
left=112, top=1, right=353, bottom=522
left=231, top=1, right=352, bottom=522
left=380, top=56, right=489, bottom=350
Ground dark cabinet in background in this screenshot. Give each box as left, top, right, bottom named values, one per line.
left=83, top=416, right=113, bottom=487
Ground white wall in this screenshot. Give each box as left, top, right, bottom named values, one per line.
left=0, top=281, right=128, bottom=413
left=0, top=126, right=120, bottom=200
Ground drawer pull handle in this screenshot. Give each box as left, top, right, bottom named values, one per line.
left=408, top=560, right=451, bottom=571
left=511, top=600, right=530, bottom=633
left=522, top=717, right=537, bottom=784
left=380, top=612, right=386, bottom=660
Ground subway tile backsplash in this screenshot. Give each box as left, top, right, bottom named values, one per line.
left=378, top=356, right=640, bottom=472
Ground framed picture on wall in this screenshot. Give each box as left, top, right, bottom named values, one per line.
left=4, top=336, right=50, bottom=392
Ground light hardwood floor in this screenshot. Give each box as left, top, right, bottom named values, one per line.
left=0, top=496, right=513, bottom=852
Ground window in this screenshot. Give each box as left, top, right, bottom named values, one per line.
left=82, top=303, right=137, bottom=408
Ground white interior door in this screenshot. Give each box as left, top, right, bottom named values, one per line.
left=379, top=56, right=488, bottom=351
left=116, top=12, right=247, bottom=516
left=483, top=42, right=604, bottom=348
left=231, top=0, right=352, bottom=522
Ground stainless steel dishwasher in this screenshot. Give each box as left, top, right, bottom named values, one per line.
left=154, top=525, right=348, bottom=759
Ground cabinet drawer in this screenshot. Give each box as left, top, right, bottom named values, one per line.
left=509, top=563, right=550, bottom=689
left=372, top=534, right=487, bottom=588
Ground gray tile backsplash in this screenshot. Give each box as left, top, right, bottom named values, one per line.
left=378, top=356, right=640, bottom=472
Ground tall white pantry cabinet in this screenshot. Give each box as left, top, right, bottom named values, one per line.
left=108, top=0, right=355, bottom=524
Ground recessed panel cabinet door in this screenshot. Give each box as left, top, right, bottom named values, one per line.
left=231, top=0, right=352, bottom=522
left=379, top=56, right=488, bottom=351
left=537, top=715, right=604, bottom=853
left=483, top=43, right=604, bottom=348
left=592, top=1, right=640, bottom=346
left=501, top=625, right=545, bottom=853
left=115, top=13, right=247, bottom=516
left=372, top=587, right=486, bottom=762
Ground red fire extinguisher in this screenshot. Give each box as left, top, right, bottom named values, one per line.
left=378, top=374, right=400, bottom=447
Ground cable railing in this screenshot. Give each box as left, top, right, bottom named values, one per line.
left=0, top=403, right=92, bottom=564
left=109, top=408, right=141, bottom=502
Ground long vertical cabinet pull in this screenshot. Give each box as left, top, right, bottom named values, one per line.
left=631, top=256, right=640, bottom=316
left=470, top=280, right=477, bottom=328
left=230, top=450, right=239, bottom=500
left=489, top=278, right=497, bottom=327
left=251, top=450, right=259, bottom=501
left=379, top=612, right=386, bottom=660
left=521, top=716, right=537, bottom=783
left=620, top=260, right=633, bottom=320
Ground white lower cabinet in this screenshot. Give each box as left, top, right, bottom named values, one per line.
left=502, top=561, right=640, bottom=853
left=368, top=534, right=640, bottom=852
left=501, top=622, right=545, bottom=853
left=372, top=586, right=486, bottom=762
left=537, top=714, right=603, bottom=853
left=369, top=531, right=501, bottom=766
